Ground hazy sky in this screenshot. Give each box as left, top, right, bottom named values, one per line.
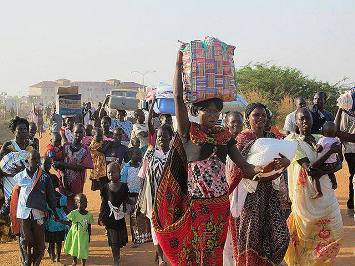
left=1, top=0, right=354, bottom=96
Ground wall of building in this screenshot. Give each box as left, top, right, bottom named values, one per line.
left=28, top=80, right=141, bottom=107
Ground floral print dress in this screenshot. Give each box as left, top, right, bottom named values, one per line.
left=284, top=133, right=343, bottom=266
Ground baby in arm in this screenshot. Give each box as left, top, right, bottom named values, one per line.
left=311, top=121, right=343, bottom=199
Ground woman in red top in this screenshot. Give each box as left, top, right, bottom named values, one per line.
left=152, top=51, right=285, bottom=266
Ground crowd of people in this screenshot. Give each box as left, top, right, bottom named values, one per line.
left=0, top=66, right=354, bottom=265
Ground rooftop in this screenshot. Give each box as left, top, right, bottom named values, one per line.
left=29, top=79, right=144, bottom=90
left=30, top=81, right=59, bottom=88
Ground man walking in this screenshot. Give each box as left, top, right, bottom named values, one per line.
left=283, top=96, right=307, bottom=135
left=14, top=150, right=57, bottom=266
left=311, top=92, right=334, bottom=134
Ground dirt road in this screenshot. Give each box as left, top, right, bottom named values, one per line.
left=0, top=132, right=354, bottom=265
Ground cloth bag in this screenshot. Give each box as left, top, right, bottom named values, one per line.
left=181, top=36, right=237, bottom=103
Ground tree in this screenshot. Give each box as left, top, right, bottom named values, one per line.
left=236, top=63, right=343, bottom=125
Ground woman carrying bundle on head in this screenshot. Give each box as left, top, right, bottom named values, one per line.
left=151, top=51, right=285, bottom=266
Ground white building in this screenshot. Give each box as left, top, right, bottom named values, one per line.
left=28, top=79, right=144, bottom=107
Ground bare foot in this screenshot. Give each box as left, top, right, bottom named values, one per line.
left=311, top=192, right=323, bottom=199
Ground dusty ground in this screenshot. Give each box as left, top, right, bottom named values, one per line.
left=0, top=131, right=354, bottom=265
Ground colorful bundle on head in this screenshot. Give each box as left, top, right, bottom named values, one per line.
left=180, top=36, right=237, bottom=104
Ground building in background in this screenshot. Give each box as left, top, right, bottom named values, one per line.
left=28, top=79, right=144, bottom=106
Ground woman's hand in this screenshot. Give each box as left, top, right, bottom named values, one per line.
left=174, top=50, right=183, bottom=97
left=12, top=162, right=25, bottom=175
left=273, top=153, right=290, bottom=170
left=330, top=142, right=342, bottom=154
left=260, top=161, right=277, bottom=173
left=243, top=163, right=258, bottom=180
left=307, top=167, right=323, bottom=179
left=174, top=48, right=190, bottom=136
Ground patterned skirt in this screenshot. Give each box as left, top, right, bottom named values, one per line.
left=128, top=194, right=152, bottom=244
left=156, top=195, right=230, bottom=265
left=230, top=181, right=290, bottom=266
left=152, top=134, right=230, bottom=266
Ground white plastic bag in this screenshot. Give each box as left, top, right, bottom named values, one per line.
left=242, top=138, right=298, bottom=193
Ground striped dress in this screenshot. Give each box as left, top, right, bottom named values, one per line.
left=137, top=148, right=169, bottom=245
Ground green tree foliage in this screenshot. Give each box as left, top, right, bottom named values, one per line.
left=236, top=63, right=342, bottom=114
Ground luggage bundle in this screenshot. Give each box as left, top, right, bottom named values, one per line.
left=181, top=36, right=237, bottom=104
left=108, top=95, right=139, bottom=111
left=56, top=86, right=81, bottom=115
left=153, top=83, right=175, bottom=115
left=337, top=89, right=355, bottom=115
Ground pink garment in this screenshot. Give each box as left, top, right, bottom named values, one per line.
left=63, top=144, right=94, bottom=210
left=82, top=136, right=93, bottom=146
left=148, top=131, right=157, bottom=147
left=317, top=136, right=339, bottom=163
left=103, top=136, right=113, bottom=141
left=138, top=156, right=149, bottom=179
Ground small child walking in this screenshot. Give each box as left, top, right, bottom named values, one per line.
left=63, top=193, right=94, bottom=266
left=43, top=157, right=68, bottom=263
left=104, top=128, right=130, bottom=165
left=98, top=162, right=129, bottom=266
left=88, top=127, right=107, bottom=191
left=120, top=147, right=147, bottom=247
left=46, top=132, right=65, bottom=192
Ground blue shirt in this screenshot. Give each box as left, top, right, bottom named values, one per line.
left=120, top=161, right=142, bottom=193
left=45, top=194, right=68, bottom=232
